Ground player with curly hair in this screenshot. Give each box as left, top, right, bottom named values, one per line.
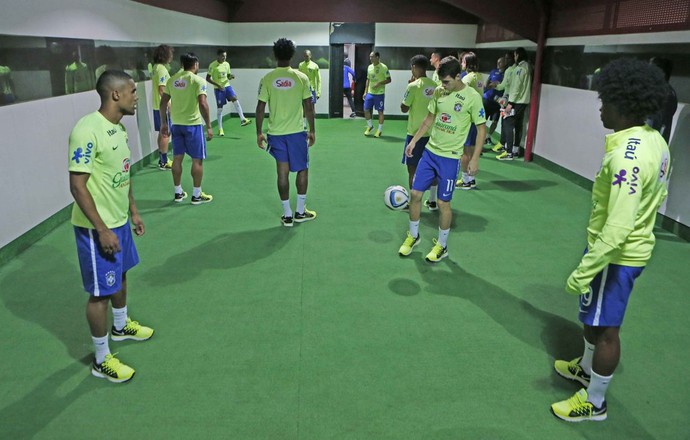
left=550, top=58, right=671, bottom=422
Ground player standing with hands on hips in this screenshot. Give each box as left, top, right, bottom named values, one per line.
left=68, top=70, right=153, bottom=383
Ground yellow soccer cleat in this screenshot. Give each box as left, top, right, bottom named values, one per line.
left=491, top=143, right=503, bottom=153
left=92, top=353, right=135, bottom=383
left=551, top=389, right=607, bottom=422
left=554, top=356, right=591, bottom=387
left=364, top=127, right=373, bottom=136
left=111, top=318, right=154, bottom=341
left=374, top=129, right=382, bottom=138
left=191, top=192, right=213, bottom=205
left=425, top=238, right=448, bottom=263
left=398, top=232, right=420, bottom=256
left=294, top=208, right=317, bottom=223
left=241, top=119, right=252, bottom=127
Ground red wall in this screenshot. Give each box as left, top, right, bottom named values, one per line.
left=134, top=0, right=477, bottom=24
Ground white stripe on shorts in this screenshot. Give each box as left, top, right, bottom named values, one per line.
left=88, top=229, right=100, bottom=297
left=592, top=266, right=608, bottom=326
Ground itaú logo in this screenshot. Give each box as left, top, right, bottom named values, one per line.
left=273, top=78, right=294, bottom=89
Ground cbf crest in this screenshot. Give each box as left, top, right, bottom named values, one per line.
left=454, top=103, right=463, bottom=112
left=105, top=271, right=116, bottom=287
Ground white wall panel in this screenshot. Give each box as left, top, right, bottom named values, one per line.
left=375, top=23, right=477, bottom=48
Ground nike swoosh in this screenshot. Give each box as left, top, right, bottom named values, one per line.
left=112, top=145, right=118, bottom=150
left=442, top=193, right=451, bottom=197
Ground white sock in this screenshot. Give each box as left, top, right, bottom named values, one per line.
left=112, top=306, right=127, bottom=331
left=175, top=185, right=183, bottom=194
left=281, top=199, right=292, bottom=217
left=296, top=194, right=307, bottom=214
left=377, top=123, right=383, bottom=132
left=193, top=187, right=201, bottom=198
left=437, top=228, right=450, bottom=247
left=233, top=101, right=246, bottom=120
left=580, top=338, right=595, bottom=375
left=366, top=119, right=373, bottom=128
left=409, top=220, right=420, bottom=238
left=429, top=186, right=438, bottom=202
left=92, top=335, right=110, bottom=364
left=587, top=370, right=612, bottom=408
left=512, top=146, right=519, bottom=154
left=217, top=109, right=223, bottom=128
left=462, top=172, right=470, bottom=184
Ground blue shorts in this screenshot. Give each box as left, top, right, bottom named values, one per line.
left=402, top=135, right=429, bottom=167
left=363, top=93, right=385, bottom=112
left=74, top=222, right=139, bottom=297
left=578, top=263, right=644, bottom=327
left=310, top=89, right=317, bottom=104
left=267, top=132, right=309, bottom=172
left=152, top=109, right=171, bottom=132
left=464, top=124, right=478, bottom=147
left=411, top=149, right=460, bottom=202
left=172, top=125, right=207, bottom=159
left=214, top=86, right=237, bottom=107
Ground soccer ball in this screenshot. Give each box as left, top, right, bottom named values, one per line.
left=384, top=185, right=409, bottom=210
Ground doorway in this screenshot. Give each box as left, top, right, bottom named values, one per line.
left=328, top=23, right=375, bottom=119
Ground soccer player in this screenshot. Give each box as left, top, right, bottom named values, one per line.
left=0, top=63, right=16, bottom=106
left=497, top=48, right=531, bottom=161
left=159, top=53, right=214, bottom=205
left=363, top=51, right=391, bottom=138
left=430, top=50, right=442, bottom=85
left=256, top=38, right=316, bottom=227
left=550, top=58, right=671, bottom=422
left=398, top=56, right=486, bottom=262
left=298, top=49, right=321, bottom=104
left=483, top=57, right=506, bottom=144
left=65, top=51, right=95, bottom=94
left=68, top=70, right=153, bottom=383
left=401, top=55, right=438, bottom=211
left=343, top=59, right=356, bottom=118
left=491, top=52, right=515, bottom=153
left=151, top=44, right=174, bottom=170
left=206, top=49, right=251, bottom=136
left=457, top=51, right=485, bottom=190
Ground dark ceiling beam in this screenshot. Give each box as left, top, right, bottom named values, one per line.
left=441, top=0, right=542, bottom=41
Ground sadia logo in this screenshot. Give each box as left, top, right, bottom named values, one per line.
left=122, top=158, right=130, bottom=173
left=440, top=113, right=452, bottom=123
left=174, top=79, right=187, bottom=89
left=424, top=87, right=435, bottom=97
left=274, top=78, right=294, bottom=89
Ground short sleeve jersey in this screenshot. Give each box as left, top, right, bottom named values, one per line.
left=402, top=77, right=437, bottom=136
left=164, top=70, right=207, bottom=126
left=208, top=60, right=231, bottom=89
left=68, top=112, right=132, bottom=229
left=257, top=67, right=311, bottom=135
left=366, top=63, right=390, bottom=95
left=426, top=86, right=486, bottom=159
left=0, top=66, right=13, bottom=94
left=152, top=63, right=170, bottom=110
left=587, top=125, right=670, bottom=266
left=462, top=71, right=484, bottom=96
left=298, top=60, right=321, bottom=96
